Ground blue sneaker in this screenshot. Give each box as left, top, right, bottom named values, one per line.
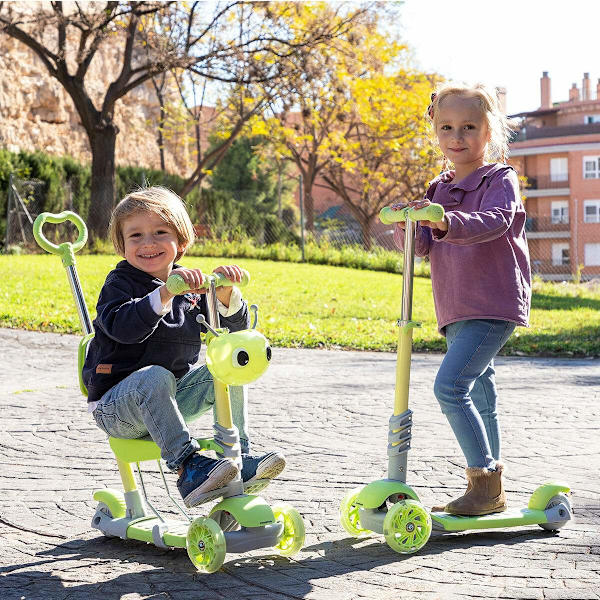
left=177, top=453, right=238, bottom=508
left=241, top=451, right=286, bottom=494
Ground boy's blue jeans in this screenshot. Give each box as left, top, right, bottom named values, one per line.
left=92, top=364, right=249, bottom=471
left=433, top=319, right=516, bottom=470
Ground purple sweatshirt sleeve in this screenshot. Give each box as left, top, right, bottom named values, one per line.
left=434, top=170, right=520, bottom=245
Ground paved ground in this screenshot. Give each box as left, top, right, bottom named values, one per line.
left=0, top=327, right=599, bottom=600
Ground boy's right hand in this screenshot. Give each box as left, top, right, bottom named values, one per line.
left=160, top=268, right=205, bottom=304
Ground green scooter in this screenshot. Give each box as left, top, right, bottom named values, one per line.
left=339, top=203, right=573, bottom=554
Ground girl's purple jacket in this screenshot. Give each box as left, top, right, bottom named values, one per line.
left=394, top=163, right=531, bottom=334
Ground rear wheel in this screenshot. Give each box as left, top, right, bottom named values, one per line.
left=539, top=493, right=572, bottom=531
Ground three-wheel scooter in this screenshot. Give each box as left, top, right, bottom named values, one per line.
left=339, top=202, right=573, bottom=554
left=33, top=210, right=305, bottom=572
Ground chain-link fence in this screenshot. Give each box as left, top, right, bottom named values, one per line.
left=4, top=174, right=600, bottom=281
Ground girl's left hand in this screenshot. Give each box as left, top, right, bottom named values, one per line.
left=408, top=199, right=448, bottom=231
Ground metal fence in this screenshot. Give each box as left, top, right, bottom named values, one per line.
left=3, top=174, right=600, bottom=281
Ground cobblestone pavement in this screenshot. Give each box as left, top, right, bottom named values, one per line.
left=1, top=327, right=599, bottom=600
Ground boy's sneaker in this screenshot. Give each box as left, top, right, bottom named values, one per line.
left=241, top=451, right=286, bottom=494
left=177, top=453, right=238, bottom=508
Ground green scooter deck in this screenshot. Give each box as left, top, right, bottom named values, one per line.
left=431, top=507, right=547, bottom=532
left=126, top=516, right=187, bottom=547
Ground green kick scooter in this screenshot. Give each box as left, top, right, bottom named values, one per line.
left=339, top=203, right=573, bottom=554
left=33, top=211, right=305, bottom=572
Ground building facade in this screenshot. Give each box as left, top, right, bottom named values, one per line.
left=509, top=72, right=600, bottom=280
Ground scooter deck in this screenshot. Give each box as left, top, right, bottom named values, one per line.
left=126, top=516, right=188, bottom=547
left=431, top=507, right=547, bottom=532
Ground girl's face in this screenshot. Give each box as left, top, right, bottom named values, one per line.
left=121, top=211, right=183, bottom=281
left=435, top=94, right=490, bottom=178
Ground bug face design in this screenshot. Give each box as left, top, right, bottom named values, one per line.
left=206, top=329, right=272, bottom=385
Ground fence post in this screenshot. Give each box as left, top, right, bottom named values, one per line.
left=5, top=173, right=14, bottom=250
left=299, top=172, right=305, bottom=262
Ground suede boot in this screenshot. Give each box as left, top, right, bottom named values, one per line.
left=432, top=462, right=507, bottom=516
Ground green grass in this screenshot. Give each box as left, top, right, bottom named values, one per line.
left=1, top=254, right=598, bottom=357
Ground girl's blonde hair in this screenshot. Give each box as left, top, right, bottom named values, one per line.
left=109, top=186, right=195, bottom=261
left=429, top=83, right=515, bottom=163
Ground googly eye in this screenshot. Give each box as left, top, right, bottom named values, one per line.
left=266, top=346, right=272, bottom=361
left=232, top=348, right=249, bottom=368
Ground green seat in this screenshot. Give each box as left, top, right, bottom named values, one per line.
left=109, top=436, right=223, bottom=464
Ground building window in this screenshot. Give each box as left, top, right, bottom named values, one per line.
left=584, top=243, right=600, bottom=266
left=552, top=243, right=570, bottom=266
left=550, top=158, right=568, bottom=182
left=585, top=115, right=600, bottom=124
left=584, top=200, right=600, bottom=223
left=551, top=201, right=569, bottom=224
left=583, top=156, right=600, bottom=179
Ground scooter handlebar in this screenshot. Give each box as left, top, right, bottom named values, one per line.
left=33, top=211, right=88, bottom=267
left=166, top=269, right=250, bottom=295
left=379, top=203, right=445, bottom=225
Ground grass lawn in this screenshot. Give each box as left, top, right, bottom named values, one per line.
left=1, top=254, right=599, bottom=357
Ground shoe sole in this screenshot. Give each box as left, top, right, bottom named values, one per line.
left=243, top=454, right=286, bottom=493
left=183, top=461, right=238, bottom=508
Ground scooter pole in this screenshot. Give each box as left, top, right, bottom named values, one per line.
left=379, top=204, right=445, bottom=482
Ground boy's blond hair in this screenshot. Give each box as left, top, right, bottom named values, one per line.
left=109, top=187, right=195, bottom=261
left=429, top=83, right=516, bottom=163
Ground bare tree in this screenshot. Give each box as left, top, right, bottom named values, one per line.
left=0, top=1, right=370, bottom=237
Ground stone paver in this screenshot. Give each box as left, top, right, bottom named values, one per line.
left=0, top=327, right=599, bottom=600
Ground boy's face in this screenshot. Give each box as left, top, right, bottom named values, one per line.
left=121, top=211, right=183, bottom=281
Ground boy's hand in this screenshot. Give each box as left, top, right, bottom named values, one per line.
left=159, top=267, right=205, bottom=304
left=213, top=264, right=243, bottom=307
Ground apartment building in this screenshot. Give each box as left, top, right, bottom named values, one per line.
left=509, top=72, right=600, bottom=280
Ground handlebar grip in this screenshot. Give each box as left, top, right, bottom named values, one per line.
left=379, top=203, right=445, bottom=225
left=33, top=211, right=88, bottom=266
left=166, top=269, right=251, bottom=295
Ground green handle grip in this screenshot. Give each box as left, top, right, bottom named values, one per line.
left=379, top=203, right=445, bottom=225
left=33, top=211, right=88, bottom=267
left=166, top=269, right=251, bottom=295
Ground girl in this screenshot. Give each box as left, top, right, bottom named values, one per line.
left=393, top=83, right=531, bottom=516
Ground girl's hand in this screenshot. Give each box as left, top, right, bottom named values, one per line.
left=213, top=264, right=243, bottom=307
left=405, top=199, right=448, bottom=231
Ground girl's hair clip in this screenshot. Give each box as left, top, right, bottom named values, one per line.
left=427, top=92, right=437, bottom=120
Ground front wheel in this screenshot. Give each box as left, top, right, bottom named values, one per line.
left=272, top=504, right=305, bottom=557
left=339, top=488, right=371, bottom=537
left=186, top=517, right=226, bottom=573
left=383, top=500, right=432, bottom=554
left=539, top=493, right=573, bottom=531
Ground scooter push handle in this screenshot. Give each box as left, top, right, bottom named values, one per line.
left=379, top=203, right=445, bottom=225
left=166, top=269, right=251, bottom=295
left=33, top=211, right=88, bottom=266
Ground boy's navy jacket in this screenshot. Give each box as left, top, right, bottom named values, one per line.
left=82, top=260, right=249, bottom=404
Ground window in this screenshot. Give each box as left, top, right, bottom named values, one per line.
left=551, top=201, right=569, bottom=224
left=585, top=244, right=600, bottom=266
left=584, top=200, right=600, bottom=223
left=585, top=115, right=600, bottom=124
left=550, top=158, right=568, bottom=182
left=552, top=243, right=570, bottom=266
left=583, top=156, right=600, bottom=179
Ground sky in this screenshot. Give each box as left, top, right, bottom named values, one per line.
left=397, top=0, right=600, bottom=115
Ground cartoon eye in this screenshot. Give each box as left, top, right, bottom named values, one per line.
left=232, top=348, right=249, bottom=368
left=266, top=346, right=272, bottom=361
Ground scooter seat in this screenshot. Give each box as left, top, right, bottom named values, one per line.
left=108, top=436, right=222, bottom=464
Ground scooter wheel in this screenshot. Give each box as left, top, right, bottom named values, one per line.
left=539, top=493, right=573, bottom=531
left=383, top=499, right=432, bottom=554
left=272, top=504, right=305, bottom=557
left=339, top=488, right=371, bottom=537
left=186, top=516, right=226, bottom=573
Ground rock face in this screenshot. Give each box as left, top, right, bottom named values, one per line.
left=0, top=35, right=192, bottom=177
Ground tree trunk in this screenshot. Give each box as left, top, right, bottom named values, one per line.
left=359, top=214, right=373, bottom=250
left=87, top=125, right=118, bottom=240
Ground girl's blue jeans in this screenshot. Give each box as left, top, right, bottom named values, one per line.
left=92, top=364, right=249, bottom=471
left=434, top=319, right=516, bottom=470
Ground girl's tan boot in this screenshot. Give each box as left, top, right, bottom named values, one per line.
left=432, top=462, right=507, bottom=516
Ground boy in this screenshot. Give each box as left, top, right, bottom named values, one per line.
left=83, top=187, right=285, bottom=508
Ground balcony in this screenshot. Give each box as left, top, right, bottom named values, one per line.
left=526, top=175, right=569, bottom=189
left=512, top=122, right=600, bottom=141
left=525, top=216, right=571, bottom=238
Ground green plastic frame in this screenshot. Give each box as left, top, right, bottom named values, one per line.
left=109, top=436, right=223, bottom=463
left=33, top=211, right=88, bottom=267
left=210, top=494, right=276, bottom=528
left=355, top=480, right=420, bottom=509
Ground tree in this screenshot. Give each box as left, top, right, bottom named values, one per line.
left=0, top=1, right=370, bottom=238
